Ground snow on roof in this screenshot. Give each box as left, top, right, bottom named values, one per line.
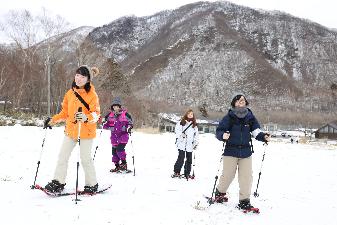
left=316, top=121, right=337, bottom=131
left=158, top=113, right=180, bottom=123
left=328, top=121, right=337, bottom=130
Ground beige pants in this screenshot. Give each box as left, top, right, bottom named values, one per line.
left=54, top=135, right=97, bottom=186
left=217, top=156, right=252, bottom=200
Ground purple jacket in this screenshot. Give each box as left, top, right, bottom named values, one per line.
left=103, top=109, right=133, bottom=146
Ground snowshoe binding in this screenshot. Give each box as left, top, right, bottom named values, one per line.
left=171, top=172, right=181, bottom=178
left=82, top=183, right=99, bottom=195
left=44, top=179, right=65, bottom=193
left=237, top=199, right=260, bottom=214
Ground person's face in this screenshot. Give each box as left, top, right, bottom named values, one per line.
left=113, top=105, right=121, bottom=112
left=75, top=73, right=88, bottom=87
left=235, top=96, right=246, bottom=107
left=187, top=111, right=194, bottom=119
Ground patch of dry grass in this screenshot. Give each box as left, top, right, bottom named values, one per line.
left=134, top=127, right=160, bottom=134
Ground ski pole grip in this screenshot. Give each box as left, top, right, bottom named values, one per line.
left=223, top=131, right=230, bottom=143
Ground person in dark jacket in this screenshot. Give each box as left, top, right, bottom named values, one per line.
left=214, top=93, right=270, bottom=212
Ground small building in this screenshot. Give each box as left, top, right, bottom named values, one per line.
left=315, top=121, right=337, bottom=139
left=197, top=118, right=219, bottom=134
left=158, top=113, right=219, bottom=134
left=158, top=113, right=179, bottom=133
left=263, top=123, right=278, bottom=132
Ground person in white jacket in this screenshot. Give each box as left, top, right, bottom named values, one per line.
left=172, top=109, right=199, bottom=179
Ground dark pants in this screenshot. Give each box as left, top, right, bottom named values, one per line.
left=174, top=150, right=192, bottom=175
left=112, top=143, right=127, bottom=164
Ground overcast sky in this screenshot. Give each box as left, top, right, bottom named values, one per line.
left=0, top=0, right=336, bottom=42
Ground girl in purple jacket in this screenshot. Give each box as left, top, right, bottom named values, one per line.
left=103, top=97, right=133, bottom=172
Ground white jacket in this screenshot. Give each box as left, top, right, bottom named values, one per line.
left=175, top=121, right=199, bottom=152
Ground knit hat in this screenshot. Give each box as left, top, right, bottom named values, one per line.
left=231, top=92, right=249, bottom=107
left=76, top=65, right=100, bottom=81
left=111, top=97, right=122, bottom=107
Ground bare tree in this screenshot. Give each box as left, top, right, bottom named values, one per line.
left=330, top=83, right=337, bottom=108
left=0, top=63, right=7, bottom=92
left=0, top=8, right=71, bottom=116
left=1, top=10, right=39, bottom=109
left=199, top=103, right=208, bottom=117
left=37, top=8, right=69, bottom=116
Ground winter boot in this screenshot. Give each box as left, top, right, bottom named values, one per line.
left=44, top=179, right=66, bottom=193
left=110, top=163, right=120, bottom=173
left=214, top=189, right=228, bottom=203
left=120, top=160, right=127, bottom=171
left=83, top=183, right=99, bottom=194
left=171, top=172, right=181, bottom=178
left=237, top=199, right=259, bottom=213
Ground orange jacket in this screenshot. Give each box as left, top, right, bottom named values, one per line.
left=51, top=85, right=100, bottom=140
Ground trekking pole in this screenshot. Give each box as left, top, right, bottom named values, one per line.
left=129, top=132, right=136, bottom=176
left=208, top=141, right=226, bottom=205
left=74, top=107, right=82, bottom=204
left=30, top=127, right=50, bottom=189
left=92, top=124, right=104, bottom=161
left=191, top=151, right=196, bottom=179
left=253, top=141, right=268, bottom=197
left=191, top=132, right=197, bottom=179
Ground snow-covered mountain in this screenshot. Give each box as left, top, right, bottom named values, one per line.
left=85, top=1, right=337, bottom=112
left=36, top=26, right=94, bottom=66
left=38, top=26, right=94, bottom=51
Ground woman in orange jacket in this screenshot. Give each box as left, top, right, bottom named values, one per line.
left=43, top=65, right=101, bottom=194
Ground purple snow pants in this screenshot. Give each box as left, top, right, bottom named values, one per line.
left=112, top=144, right=127, bottom=164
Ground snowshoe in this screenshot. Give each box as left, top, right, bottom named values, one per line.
left=82, top=183, right=99, bottom=195
left=116, top=161, right=132, bottom=173
left=119, top=162, right=128, bottom=171
left=118, top=169, right=132, bottom=174
left=110, top=163, right=120, bottom=173
left=204, top=189, right=228, bottom=204
left=44, top=179, right=65, bottom=193
left=110, top=167, right=120, bottom=173
left=182, top=174, right=195, bottom=180
left=79, top=184, right=112, bottom=196
left=237, top=199, right=260, bottom=214
left=213, top=189, right=228, bottom=203
left=171, top=172, right=181, bottom=178
left=35, top=184, right=112, bottom=197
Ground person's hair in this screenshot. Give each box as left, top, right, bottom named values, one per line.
left=76, top=66, right=91, bottom=78
left=110, top=104, right=121, bottom=111
left=180, top=109, right=197, bottom=127
left=231, top=94, right=249, bottom=107
left=72, top=80, right=91, bottom=93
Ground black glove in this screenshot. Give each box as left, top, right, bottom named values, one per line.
left=264, top=133, right=271, bottom=143
left=127, top=126, right=133, bottom=134
left=104, top=114, right=109, bottom=122
left=43, top=117, right=52, bottom=129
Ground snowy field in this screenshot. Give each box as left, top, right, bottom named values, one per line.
left=1, top=125, right=337, bottom=225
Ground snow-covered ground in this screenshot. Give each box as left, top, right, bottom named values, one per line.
left=1, top=125, right=336, bottom=225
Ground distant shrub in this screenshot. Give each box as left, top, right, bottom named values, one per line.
left=0, top=112, right=42, bottom=126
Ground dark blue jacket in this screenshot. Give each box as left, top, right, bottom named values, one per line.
left=216, top=108, right=266, bottom=158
